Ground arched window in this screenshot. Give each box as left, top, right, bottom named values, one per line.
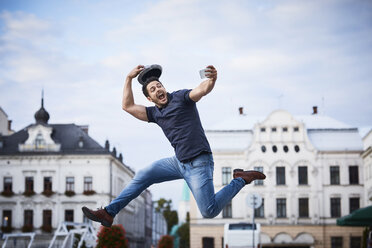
left=34, top=132, right=45, bottom=149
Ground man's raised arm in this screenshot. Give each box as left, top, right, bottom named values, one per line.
left=189, top=65, right=218, bottom=102
left=122, top=65, right=149, bottom=122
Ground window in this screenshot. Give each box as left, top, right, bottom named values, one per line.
left=3, top=177, right=12, bottom=192
left=254, top=167, right=264, bottom=185
left=331, top=237, right=343, bottom=248
left=349, top=197, right=360, bottom=213
left=66, top=177, right=74, bottom=191
left=254, top=198, right=264, bottom=218
left=350, top=237, right=362, bottom=248
left=276, top=167, right=286, bottom=185
left=24, top=210, right=33, bottom=227
left=330, top=165, right=340, bottom=184
left=78, top=136, right=84, bottom=148
left=330, top=166, right=340, bottom=185
left=83, top=215, right=91, bottom=224
left=202, top=237, right=214, bottom=248
left=260, top=127, right=266, bottom=132
left=276, top=198, right=286, bottom=218
left=44, top=177, right=52, bottom=191
left=283, top=127, right=288, bottom=132
left=294, top=127, right=299, bottom=132
left=299, top=198, right=309, bottom=218
left=294, top=145, right=300, bottom=152
left=261, top=145, right=266, bottom=153
left=331, top=198, right=341, bottom=217
left=2, top=210, right=12, bottom=229
left=222, top=167, right=231, bottom=186
left=349, top=166, right=359, bottom=184
left=43, top=210, right=52, bottom=228
left=222, top=201, right=232, bottom=218
left=65, top=210, right=74, bottom=222
left=298, top=166, right=308, bottom=185
left=272, top=145, right=278, bottom=153
left=25, top=177, right=34, bottom=192
left=84, top=177, right=93, bottom=191
left=271, top=127, right=277, bottom=132
left=283, top=145, right=289, bottom=153
left=34, top=132, right=45, bottom=149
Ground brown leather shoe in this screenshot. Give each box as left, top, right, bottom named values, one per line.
left=233, top=169, right=266, bottom=184
left=82, top=207, right=113, bottom=227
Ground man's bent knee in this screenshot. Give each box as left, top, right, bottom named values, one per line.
left=201, top=209, right=219, bottom=219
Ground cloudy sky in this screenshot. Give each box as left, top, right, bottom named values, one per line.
left=1, top=0, right=371, bottom=209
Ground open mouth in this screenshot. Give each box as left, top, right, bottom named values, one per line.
left=157, top=92, right=166, bottom=101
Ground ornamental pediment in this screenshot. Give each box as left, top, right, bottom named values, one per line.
left=18, top=124, right=61, bottom=152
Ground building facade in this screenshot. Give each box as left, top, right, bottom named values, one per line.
left=152, top=207, right=168, bottom=246
left=190, top=109, right=365, bottom=248
left=0, top=100, right=153, bottom=247
left=0, top=107, right=13, bottom=136
left=362, top=129, right=372, bottom=206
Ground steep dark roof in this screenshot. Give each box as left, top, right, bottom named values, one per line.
left=0, top=123, right=110, bottom=156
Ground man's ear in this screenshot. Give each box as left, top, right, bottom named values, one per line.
left=147, top=96, right=153, bottom=102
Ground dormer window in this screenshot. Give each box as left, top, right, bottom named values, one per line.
left=260, top=127, right=266, bottom=132
left=78, top=136, right=84, bottom=148
left=283, top=127, right=288, bottom=132
left=294, top=127, right=299, bottom=132
left=34, top=132, right=45, bottom=149
left=272, top=127, right=277, bottom=132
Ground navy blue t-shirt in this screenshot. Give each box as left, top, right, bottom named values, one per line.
left=145, top=89, right=211, bottom=162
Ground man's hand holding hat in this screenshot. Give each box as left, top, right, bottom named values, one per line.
left=127, top=65, right=145, bottom=79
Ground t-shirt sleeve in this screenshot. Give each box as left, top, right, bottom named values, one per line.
left=182, top=89, right=194, bottom=104
left=145, top=106, right=156, bottom=123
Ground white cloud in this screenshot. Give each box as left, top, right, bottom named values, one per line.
left=230, top=50, right=294, bottom=75
left=0, top=11, right=56, bottom=46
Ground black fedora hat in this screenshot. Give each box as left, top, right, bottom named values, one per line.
left=138, top=64, right=162, bottom=85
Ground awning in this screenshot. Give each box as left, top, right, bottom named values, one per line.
left=337, top=205, right=372, bottom=226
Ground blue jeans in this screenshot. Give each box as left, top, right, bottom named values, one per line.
left=105, top=153, right=246, bottom=218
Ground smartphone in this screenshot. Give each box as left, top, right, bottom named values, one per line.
left=199, top=69, right=210, bottom=79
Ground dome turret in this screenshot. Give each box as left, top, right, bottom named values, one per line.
left=34, top=91, right=50, bottom=124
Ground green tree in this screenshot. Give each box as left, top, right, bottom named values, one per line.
left=178, top=212, right=190, bottom=248
left=155, top=198, right=179, bottom=234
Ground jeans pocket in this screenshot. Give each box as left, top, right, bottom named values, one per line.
left=191, top=154, right=213, bottom=168
left=191, top=159, right=207, bottom=168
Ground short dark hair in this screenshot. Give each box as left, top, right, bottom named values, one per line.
left=142, top=77, right=162, bottom=97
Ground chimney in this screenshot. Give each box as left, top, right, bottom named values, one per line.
left=239, top=107, right=244, bottom=115
left=112, top=147, right=117, bottom=157
left=312, top=106, right=318, bottom=115
left=7, top=120, right=12, bottom=131
left=105, top=140, right=110, bottom=150
left=79, top=125, right=89, bottom=134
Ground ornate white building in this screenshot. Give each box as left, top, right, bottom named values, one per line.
left=362, top=129, right=372, bottom=206
left=190, top=108, right=365, bottom=248
left=0, top=99, right=153, bottom=247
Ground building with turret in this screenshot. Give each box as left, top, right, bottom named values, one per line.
left=0, top=98, right=152, bottom=247
left=190, top=108, right=365, bottom=248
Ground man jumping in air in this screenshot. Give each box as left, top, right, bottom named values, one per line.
left=82, top=64, right=266, bottom=227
